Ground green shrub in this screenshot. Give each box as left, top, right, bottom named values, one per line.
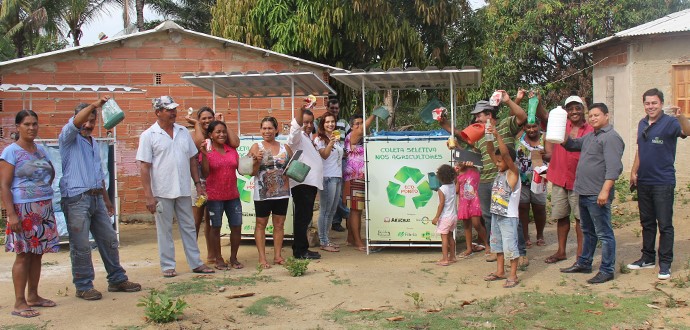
left=284, top=257, right=310, bottom=277
left=137, top=290, right=188, bottom=323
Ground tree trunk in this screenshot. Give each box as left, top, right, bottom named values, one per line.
left=136, top=0, right=145, bottom=31
left=123, top=0, right=131, bottom=28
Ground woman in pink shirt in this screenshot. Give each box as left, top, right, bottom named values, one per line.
left=200, top=121, right=243, bottom=270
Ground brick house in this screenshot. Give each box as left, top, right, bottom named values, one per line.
left=0, top=21, right=339, bottom=220
left=575, top=9, right=690, bottom=181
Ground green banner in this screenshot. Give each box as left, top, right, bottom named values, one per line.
left=366, top=139, right=451, bottom=242
left=220, top=137, right=294, bottom=237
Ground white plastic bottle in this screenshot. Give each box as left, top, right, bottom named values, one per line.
left=545, top=106, right=567, bottom=143
left=484, top=121, right=494, bottom=141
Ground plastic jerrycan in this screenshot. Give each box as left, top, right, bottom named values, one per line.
left=545, top=106, right=567, bottom=143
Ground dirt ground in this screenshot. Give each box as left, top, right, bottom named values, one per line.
left=2, top=200, right=690, bottom=329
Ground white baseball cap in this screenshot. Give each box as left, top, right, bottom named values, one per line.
left=564, top=95, right=584, bottom=107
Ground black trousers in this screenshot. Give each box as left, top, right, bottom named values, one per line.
left=637, top=184, right=675, bottom=266
left=291, top=184, right=317, bottom=256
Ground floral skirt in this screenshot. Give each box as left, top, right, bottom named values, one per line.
left=5, top=199, right=59, bottom=254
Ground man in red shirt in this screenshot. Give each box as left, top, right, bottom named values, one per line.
left=544, top=95, right=594, bottom=264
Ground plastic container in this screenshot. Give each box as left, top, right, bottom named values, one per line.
left=372, top=106, right=390, bottom=120
left=101, top=99, right=125, bottom=129
left=460, top=123, right=485, bottom=144
left=484, top=122, right=494, bottom=141
left=527, top=96, right=539, bottom=124
left=238, top=156, right=254, bottom=176
left=428, top=172, right=441, bottom=191
left=545, top=106, right=567, bottom=143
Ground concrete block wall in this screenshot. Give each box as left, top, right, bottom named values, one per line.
left=0, top=31, right=330, bottom=220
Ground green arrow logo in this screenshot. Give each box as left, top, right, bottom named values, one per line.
left=386, top=166, right=433, bottom=209
left=236, top=175, right=253, bottom=203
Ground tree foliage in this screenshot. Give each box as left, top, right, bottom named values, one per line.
left=146, top=0, right=215, bottom=33
left=456, top=0, right=690, bottom=108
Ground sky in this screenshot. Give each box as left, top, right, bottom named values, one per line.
left=81, top=1, right=487, bottom=46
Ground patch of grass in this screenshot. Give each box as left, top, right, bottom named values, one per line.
left=284, top=257, right=310, bottom=277
left=619, top=261, right=631, bottom=274
left=244, top=296, right=289, bottom=316
left=1, top=324, right=49, bottom=330
left=420, top=268, right=434, bottom=275
left=404, top=292, right=424, bottom=309
left=327, top=292, right=657, bottom=329
left=42, top=261, right=58, bottom=266
left=164, top=274, right=276, bottom=297
left=330, top=278, right=351, bottom=286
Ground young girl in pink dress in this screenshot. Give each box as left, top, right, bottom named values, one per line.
left=456, top=164, right=488, bottom=258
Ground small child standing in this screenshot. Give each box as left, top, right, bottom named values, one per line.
left=484, top=123, right=522, bottom=288
left=456, top=163, right=488, bottom=258
left=432, top=164, right=457, bottom=266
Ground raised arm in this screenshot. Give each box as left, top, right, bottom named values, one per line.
left=500, top=90, right=527, bottom=126
left=75, top=96, right=109, bottom=128
left=675, top=108, right=690, bottom=136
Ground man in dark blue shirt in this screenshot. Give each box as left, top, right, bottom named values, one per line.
left=627, top=88, right=690, bottom=280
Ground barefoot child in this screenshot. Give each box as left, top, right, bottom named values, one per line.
left=431, top=164, right=457, bottom=266
left=484, top=124, right=521, bottom=288
left=456, top=163, right=488, bottom=258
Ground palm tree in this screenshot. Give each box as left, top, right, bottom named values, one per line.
left=0, top=0, right=50, bottom=57
left=135, top=0, right=144, bottom=31
left=147, top=0, right=215, bottom=33
left=60, top=0, right=118, bottom=47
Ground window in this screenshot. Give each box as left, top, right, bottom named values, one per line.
left=673, top=65, right=690, bottom=115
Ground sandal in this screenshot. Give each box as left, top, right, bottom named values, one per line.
left=28, top=299, right=57, bottom=308
left=484, top=273, right=506, bottom=281
left=11, top=308, right=39, bottom=318
left=320, top=243, right=340, bottom=252
left=459, top=250, right=473, bottom=259
left=536, top=238, right=546, bottom=246
left=485, top=253, right=497, bottom=262
left=526, top=239, right=533, bottom=248
left=273, top=258, right=285, bottom=265
left=545, top=255, right=567, bottom=264
left=471, top=243, right=486, bottom=252
left=230, top=259, right=245, bottom=269
left=355, top=246, right=367, bottom=252
left=214, top=263, right=229, bottom=271
left=504, top=278, right=520, bottom=288
left=436, top=261, right=450, bottom=266
left=162, top=269, right=177, bottom=278
left=259, top=262, right=271, bottom=269
left=192, top=265, right=215, bottom=274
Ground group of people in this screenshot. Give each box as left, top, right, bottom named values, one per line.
left=2, top=97, right=141, bottom=318
left=2, top=87, right=688, bottom=317
left=429, top=88, right=689, bottom=288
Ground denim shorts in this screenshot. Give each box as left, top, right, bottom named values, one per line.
left=489, top=214, right=519, bottom=260
left=207, top=198, right=242, bottom=228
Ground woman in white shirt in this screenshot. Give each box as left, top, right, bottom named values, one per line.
left=314, top=112, right=344, bottom=252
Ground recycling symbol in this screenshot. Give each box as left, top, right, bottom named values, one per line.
left=236, top=175, right=253, bottom=203
left=386, top=166, right=433, bottom=208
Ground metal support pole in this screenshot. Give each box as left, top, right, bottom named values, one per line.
left=450, top=75, right=455, bottom=162
left=291, top=78, right=295, bottom=119
left=237, top=96, right=241, bottom=135
left=361, top=79, right=369, bottom=255
left=212, top=81, right=217, bottom=112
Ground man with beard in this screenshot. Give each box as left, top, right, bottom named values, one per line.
left=59, top=96, right=141, bottom=300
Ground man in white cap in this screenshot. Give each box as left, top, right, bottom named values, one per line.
left=544, top=94, right=593, bottom=265
left=137, top=95, right=214, bottom=277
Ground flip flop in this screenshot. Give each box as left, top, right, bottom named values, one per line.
left=504, top=279, right=520, bottom=288
left=436, top=261, right=450, bottom=266
left=471, top=243, right=486, bottom=252
left=273, top=258, right=285, bottom=265
left=230, top=259, right=245, bottom=269
left=355, top=246, right=367, bottom=252
left=192, top=265, right=215, bottom=274
left=11, top=308, right=39, bottom=318
left=28, top=299, right=56, bottom=308
left=544, top=255, right=567, bottom=264
left=214, top=263, right=229, bottom=271
left=485, top=253, right=497, bottom=262
left=536, top=239, right=546, bottom=246
left=259, top=262, right=271, bottom=269
left=526, top=240, right=533, bottom=248
left=459, top=251, right=473, bottom=259
left=484, top=273, right=506, bottom=281
left=162, top=269, right=177, bottom=278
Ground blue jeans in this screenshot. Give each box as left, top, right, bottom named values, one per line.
left=481, top=181, right=526, bottom=256
left=207, top=198, right=242, bottom=228
left=637, top=184, right=675, bottom=267
left=489, top=214, right=519, bottom=260
left=332, top=159, right=350, bottom=225
left=319, top=177, right=342, bottom=245
left=577, top=194, right=616, bottom=275
left=62, top=193, right=127, bottom=291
